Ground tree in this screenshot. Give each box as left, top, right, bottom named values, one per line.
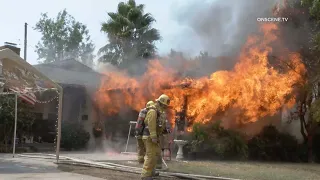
left=301, top=0, right=320, bottom=162
left=0, top=95, right=35, bottom=151
left=34, top=9, right=95, bottom=67
left=275, top=0, right=320, bottom=162
left=98, top=0, right=161, bottom=68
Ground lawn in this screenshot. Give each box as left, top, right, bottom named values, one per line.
left=106, top=160, right=320, bottom=180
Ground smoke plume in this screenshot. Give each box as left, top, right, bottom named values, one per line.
left=173, top=0, right=281, bottom=70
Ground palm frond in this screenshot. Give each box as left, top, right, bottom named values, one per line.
left=128, top=0, right=136, bottom=8
left=141, top=28, right=161, bottom=42
left=141, top=13, right=156, bottom=26
left=108, top=12, right=118, bottom=20
left=137, top=4, right=145, bottom=12
left=127, top=8, right=142, bottom=22
left=118, top=2, right=130, bottom=16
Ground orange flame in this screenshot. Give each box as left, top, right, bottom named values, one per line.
left=95, top=23, right=305, bottom=130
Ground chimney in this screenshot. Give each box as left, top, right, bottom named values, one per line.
left=0, top=42, right=21, bottom=56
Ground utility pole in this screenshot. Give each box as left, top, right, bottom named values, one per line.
left=24, top=23, right=28, bottom=61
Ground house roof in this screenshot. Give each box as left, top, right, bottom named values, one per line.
left=33, top=59, right=102, bottom=89
left=34, top=58, right=96, bottom=72
left=0, top=48, right=61, bottom=91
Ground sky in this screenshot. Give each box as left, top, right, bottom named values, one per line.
left=0, top=0, right=199, bottom=65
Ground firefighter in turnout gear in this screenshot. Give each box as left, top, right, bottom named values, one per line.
left=141, top=94, right=170, bottom=180
left=135, top=101, right=155, bottom=164
left=156, top=110, right=171, bottom=169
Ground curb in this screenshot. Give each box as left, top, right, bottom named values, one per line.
left=18, top=154, right=59, bottom=160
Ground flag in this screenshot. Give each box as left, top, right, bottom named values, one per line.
left=9, top=87, right=36, bottom=105
left=35, top=80, right=56, bottom=98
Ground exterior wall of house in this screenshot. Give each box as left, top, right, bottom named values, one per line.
left=29, top=85, right=97, bottom=145
left=25, top=91, right=58, bottom=143
left=32, top=91, right=59, bottom=118
left=80, top=89, right=96, bottom=150
left=29, top=59, right=103, bottom=149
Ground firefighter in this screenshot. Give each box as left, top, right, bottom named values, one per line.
left=135, top=101, right=155, bottom=164
left=156, top=111, right=171, bottom=169
left=141, top=94, right=170, bottom=180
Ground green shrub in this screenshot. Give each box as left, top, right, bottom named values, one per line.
left=189, top=121, right=248, bottom=160
left=61, top=122, right=90, bottom=150
left=248, top=125, right=301, bottom=162
left=213, top=129, right=248, bottom=160
left=190, top=123, right=209, bottom=151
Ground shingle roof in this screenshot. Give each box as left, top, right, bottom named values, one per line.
left=33, top=59, right=102, bottom=89
left=34, top=58, right=96, bottom=72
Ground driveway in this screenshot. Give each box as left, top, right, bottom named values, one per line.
left=0, top=154, right=104, bottom=180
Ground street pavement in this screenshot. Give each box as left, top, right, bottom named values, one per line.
left=0, top=154, right=104, bottom=180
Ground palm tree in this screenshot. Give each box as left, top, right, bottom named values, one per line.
left=98, top=0, right=161, bottom=68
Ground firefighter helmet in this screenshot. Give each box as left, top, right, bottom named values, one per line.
left=156, top=94, right=170, bottom=106
left=146, top=101, right=154, bottom=108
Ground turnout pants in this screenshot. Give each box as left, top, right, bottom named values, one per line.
left=141, top=137, right=161, bottom=178
left=136, top=137, right=146, bottom=163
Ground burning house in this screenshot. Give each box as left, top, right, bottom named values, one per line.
left=94, top=22, right=306, bottom=140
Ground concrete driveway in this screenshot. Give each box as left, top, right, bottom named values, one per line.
left=0, top=154, right=104, bottom=180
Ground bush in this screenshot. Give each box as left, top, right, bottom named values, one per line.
left=248, top=125, right=301, bottom=162
left=312, top=130, right=320, bottom=162
left=61, top=122, right=90, bottom=150
left=189, top=121, right=248, bottom=160
left=213, top=129, right=248, bottom=160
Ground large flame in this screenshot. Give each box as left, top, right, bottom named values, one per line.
left=95, top=23, right=306, bottom=130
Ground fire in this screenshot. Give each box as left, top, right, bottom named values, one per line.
left=95, top=22, right=305, bottom=130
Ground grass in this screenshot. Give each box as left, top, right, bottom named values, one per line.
left=105, top=160, right=320, bottom=180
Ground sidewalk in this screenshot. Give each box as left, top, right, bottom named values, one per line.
left=0, top=154, right=104, bottom=180
left=21, top=151, right=137, bottom=161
